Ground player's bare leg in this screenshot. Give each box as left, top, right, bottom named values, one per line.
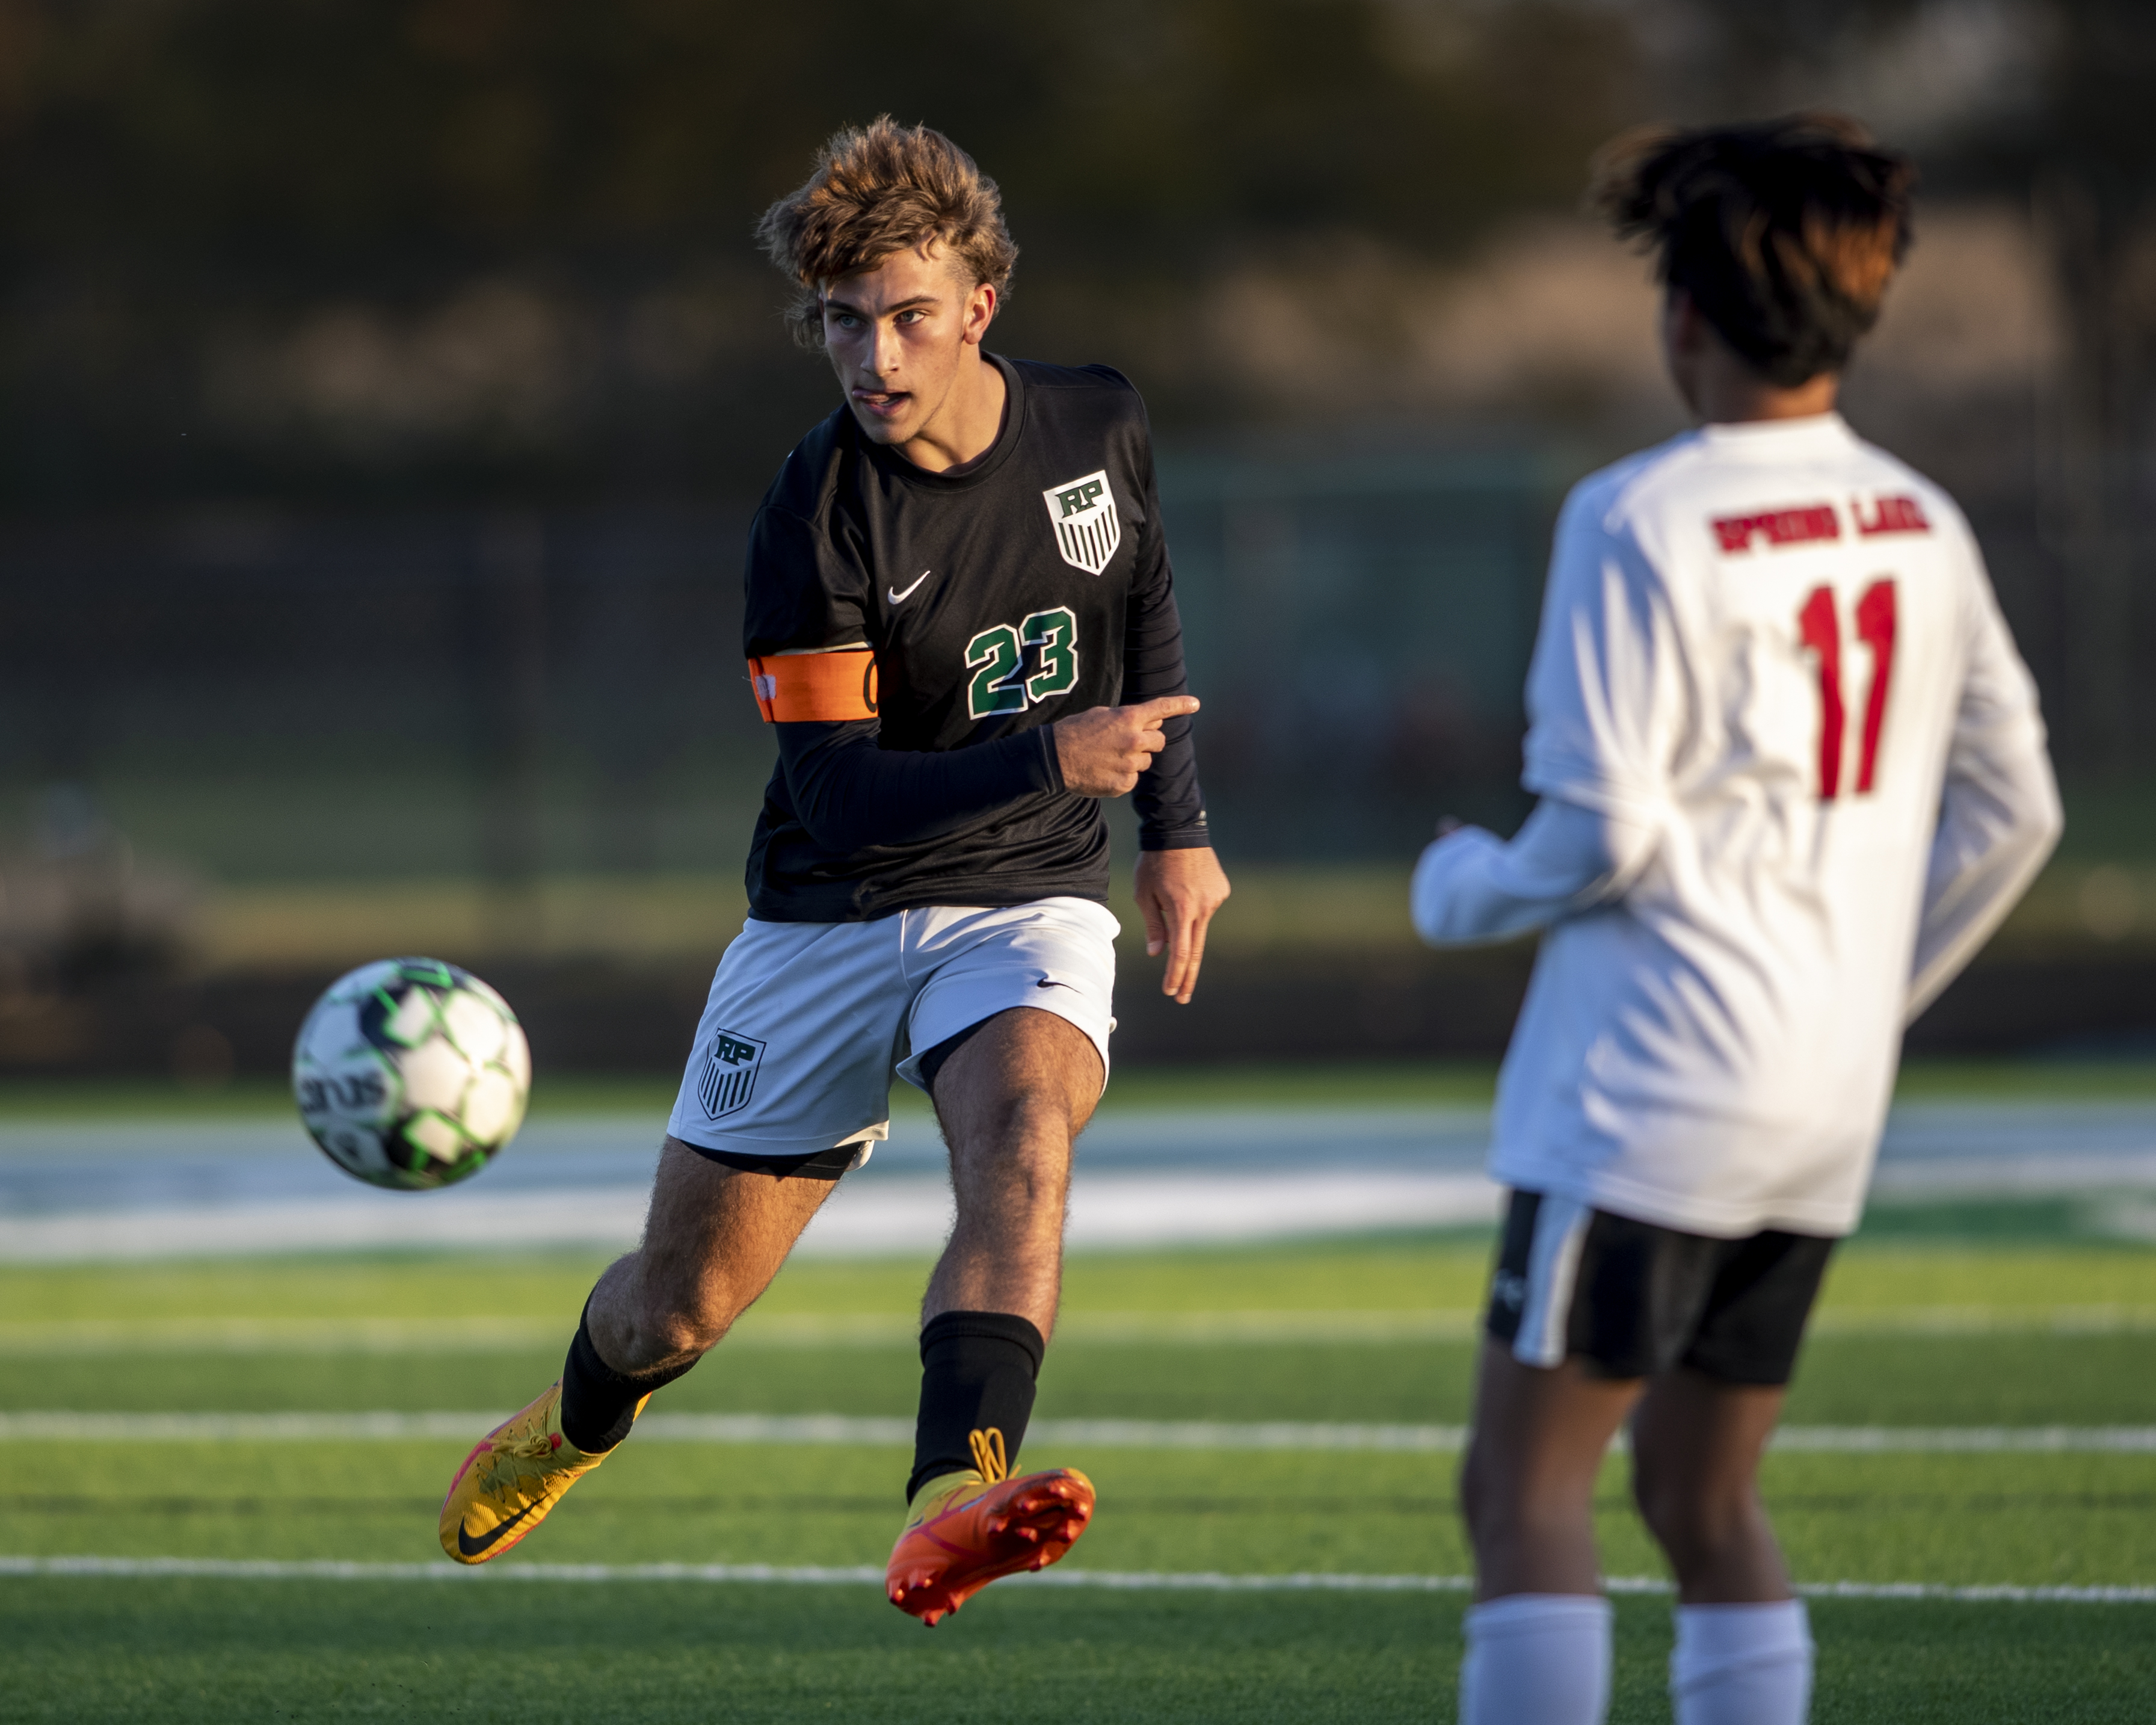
left=585, top=1138, right=836, bottom=1372
left=1461, top=1343, right=1642, bottom=1599
left=923, top=1005, right=1098, bottom=1338
left=1456, top=1342, right=1640, bottom=1723
left=885, top=1005, right=1101, bottom=1623
left=1633, top=1369, right=1813, bottom=1724
left=1631, top=1366, right=1791, bottom=1601
left=439, top=1141, right=831, bottom=1563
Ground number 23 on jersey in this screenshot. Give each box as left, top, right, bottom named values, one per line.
left=966, top=606, right=1079, bottom=720
left=1797, top=578, right=1896, bottom=801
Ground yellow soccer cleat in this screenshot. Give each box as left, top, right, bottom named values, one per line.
left=885, top=1428, right=1095, bottom=1626
left=437, top=1380, right=642, bottom=1564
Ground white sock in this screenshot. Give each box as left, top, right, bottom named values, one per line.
left=1459, top=1593, right=1613, bottom=1725
left=1671, top=1600, right=1814, bottom=1725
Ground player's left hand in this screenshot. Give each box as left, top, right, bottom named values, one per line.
left=1134, top=847, right=1231, bottom=1005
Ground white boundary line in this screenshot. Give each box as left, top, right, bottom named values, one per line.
left=5, top=1412, right=2155, bottom=1453
left=1765, top=1426, right=2156, bottom=1454
left=0, top=1556, right=2148, bottom=1604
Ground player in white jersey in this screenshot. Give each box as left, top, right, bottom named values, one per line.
left=1412, top=117, right=2062, bottom=1725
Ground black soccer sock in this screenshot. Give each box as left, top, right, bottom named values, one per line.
left=905, top=1310, right=1046, bottom=1504
left=558, top=1306, right=694, bottom=1455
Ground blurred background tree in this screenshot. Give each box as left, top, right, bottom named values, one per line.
left=1, top=0, right=2153, bottom=1071
left=0, top=0, right=1642, bottom=502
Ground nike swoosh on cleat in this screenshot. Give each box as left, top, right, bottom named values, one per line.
left=457, top=1502, right=538, bottom=1559
left=888, top=570, right=931, bottom=603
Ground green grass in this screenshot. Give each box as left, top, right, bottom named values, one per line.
left=2, top=1233, right=2154, bottom=1720
left=4, top=1117, right=2155, bottom=1721
left=7, top=1435, right=2152, bottom=1587
left=7, top=1238, right=2156, bottom=1433
left=1, top=1578, right=1447, bottom=1724
left=1, top=1584, right=2150, bottom=1725
left=13, top=1333, right=2156, bottom=1431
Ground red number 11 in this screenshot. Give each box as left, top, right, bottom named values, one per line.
left=1797, top=579, right=1896, bottom=800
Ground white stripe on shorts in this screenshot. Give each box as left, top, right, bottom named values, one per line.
left=1513, top=1195, right=1592, bottom=1369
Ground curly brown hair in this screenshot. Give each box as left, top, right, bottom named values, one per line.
left=1589, top=113, right=1916, bottom=387
left=756, top=116, right=1019, bottom=350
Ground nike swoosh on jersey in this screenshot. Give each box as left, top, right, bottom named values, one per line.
left=457, top=1501, right=538, bottom=1558
left=888, top=570, right=932, bottom=603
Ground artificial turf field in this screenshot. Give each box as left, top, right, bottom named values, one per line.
left=2, top=1072, right=2154, bottom=1720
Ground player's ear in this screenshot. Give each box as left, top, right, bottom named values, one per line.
left=962, top=280, right=997, bottom=346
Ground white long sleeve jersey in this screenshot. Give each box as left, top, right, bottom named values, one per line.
left=1420, top=415, right=2060, bottom=1239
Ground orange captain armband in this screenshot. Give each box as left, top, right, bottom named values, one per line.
left=747, top=647, right=879, bottom=723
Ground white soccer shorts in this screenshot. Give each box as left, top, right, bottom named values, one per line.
left=665, top=897, right=1120, bottom=1163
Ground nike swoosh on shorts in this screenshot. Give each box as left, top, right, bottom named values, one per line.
left=889, top=570, right=931, bottom=603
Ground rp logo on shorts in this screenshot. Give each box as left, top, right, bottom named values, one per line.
left=697, top=1028, right=766, bottom=1119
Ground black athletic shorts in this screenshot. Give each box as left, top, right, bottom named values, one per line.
left=677, top=1139, right=867, bottom=1181
left=1483, top=1189, right=1835, bottom=1385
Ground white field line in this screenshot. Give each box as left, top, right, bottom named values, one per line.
left=0, top=1411, right=1452, bottom=1449
left=5, top=1411, right=2156, bottom=1454
left=0, top=1312, right=1487, bottom=1356
left=0, top=1173, right=1506, bottom=1262
left=1806, top=1306, right=2156, bottom=1338
left=0, top=1555, right=2148, bottom=1605
left=5, top=1304, right=2155, bottom=1356
left=1763, top=1427, right=2156, bottom=1453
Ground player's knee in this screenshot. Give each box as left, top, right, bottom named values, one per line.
left=1634, top=1466, right=1752, bottom=1566
left=952, top=1088, right=1073, bottom=1191
left=987, top=1082, right=1077, bottom=1153
left=1462, top=1489, right=1589, bottom=1573
left=620, top=1297, right=719, bottom=1365
left=1632, top=1456, right=1687, bottom=1543
left=623, top=1264, right=736, bottom=1361
left=955, top=1137, right=1069, bottom=1224
left=1459, top=1439, right=1542, bottom=1552
left=660, top=1305, right=733, bottom=1360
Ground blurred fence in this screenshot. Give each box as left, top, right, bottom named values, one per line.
left=4, top=448, right=2155, bottom=1075
left=0, top=505, right=759, bottom=890
left=1163, top=448, right=1553, bottom=857
left=0, top=449, right=1559, bottom=898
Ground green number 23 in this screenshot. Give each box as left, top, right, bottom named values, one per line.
left=964, top=606, right=1079, bottom=721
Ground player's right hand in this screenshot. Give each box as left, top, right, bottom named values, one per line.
left=1052, top=697, right=1200, bottom=797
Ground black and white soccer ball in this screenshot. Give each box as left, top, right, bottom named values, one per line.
left=292, top=957, right=532, bottom=1190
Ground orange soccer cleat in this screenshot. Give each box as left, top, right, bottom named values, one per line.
left=885, top=1428, right=1095, bottom=1626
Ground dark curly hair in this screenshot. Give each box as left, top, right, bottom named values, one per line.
left=1589, top=113, right=1916, bottom=386
left=756, top=116, right=1019, bottom=350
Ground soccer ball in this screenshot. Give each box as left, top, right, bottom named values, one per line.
left=292, top=957, right=532, bottom=1190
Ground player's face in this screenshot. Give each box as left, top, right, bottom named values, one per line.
left=821, top=245, right=996, bottom=448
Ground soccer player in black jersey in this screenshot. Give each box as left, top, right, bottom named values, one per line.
left=440, top=117, right=1232, bottom=1623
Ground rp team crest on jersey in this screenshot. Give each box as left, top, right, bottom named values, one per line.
left=1043, top=470, right=1121, bottom=575
left=697, top=1028, right=766, bottom=1118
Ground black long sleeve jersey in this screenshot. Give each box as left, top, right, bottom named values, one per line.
left=742, top=356, right=1210, bottom=922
